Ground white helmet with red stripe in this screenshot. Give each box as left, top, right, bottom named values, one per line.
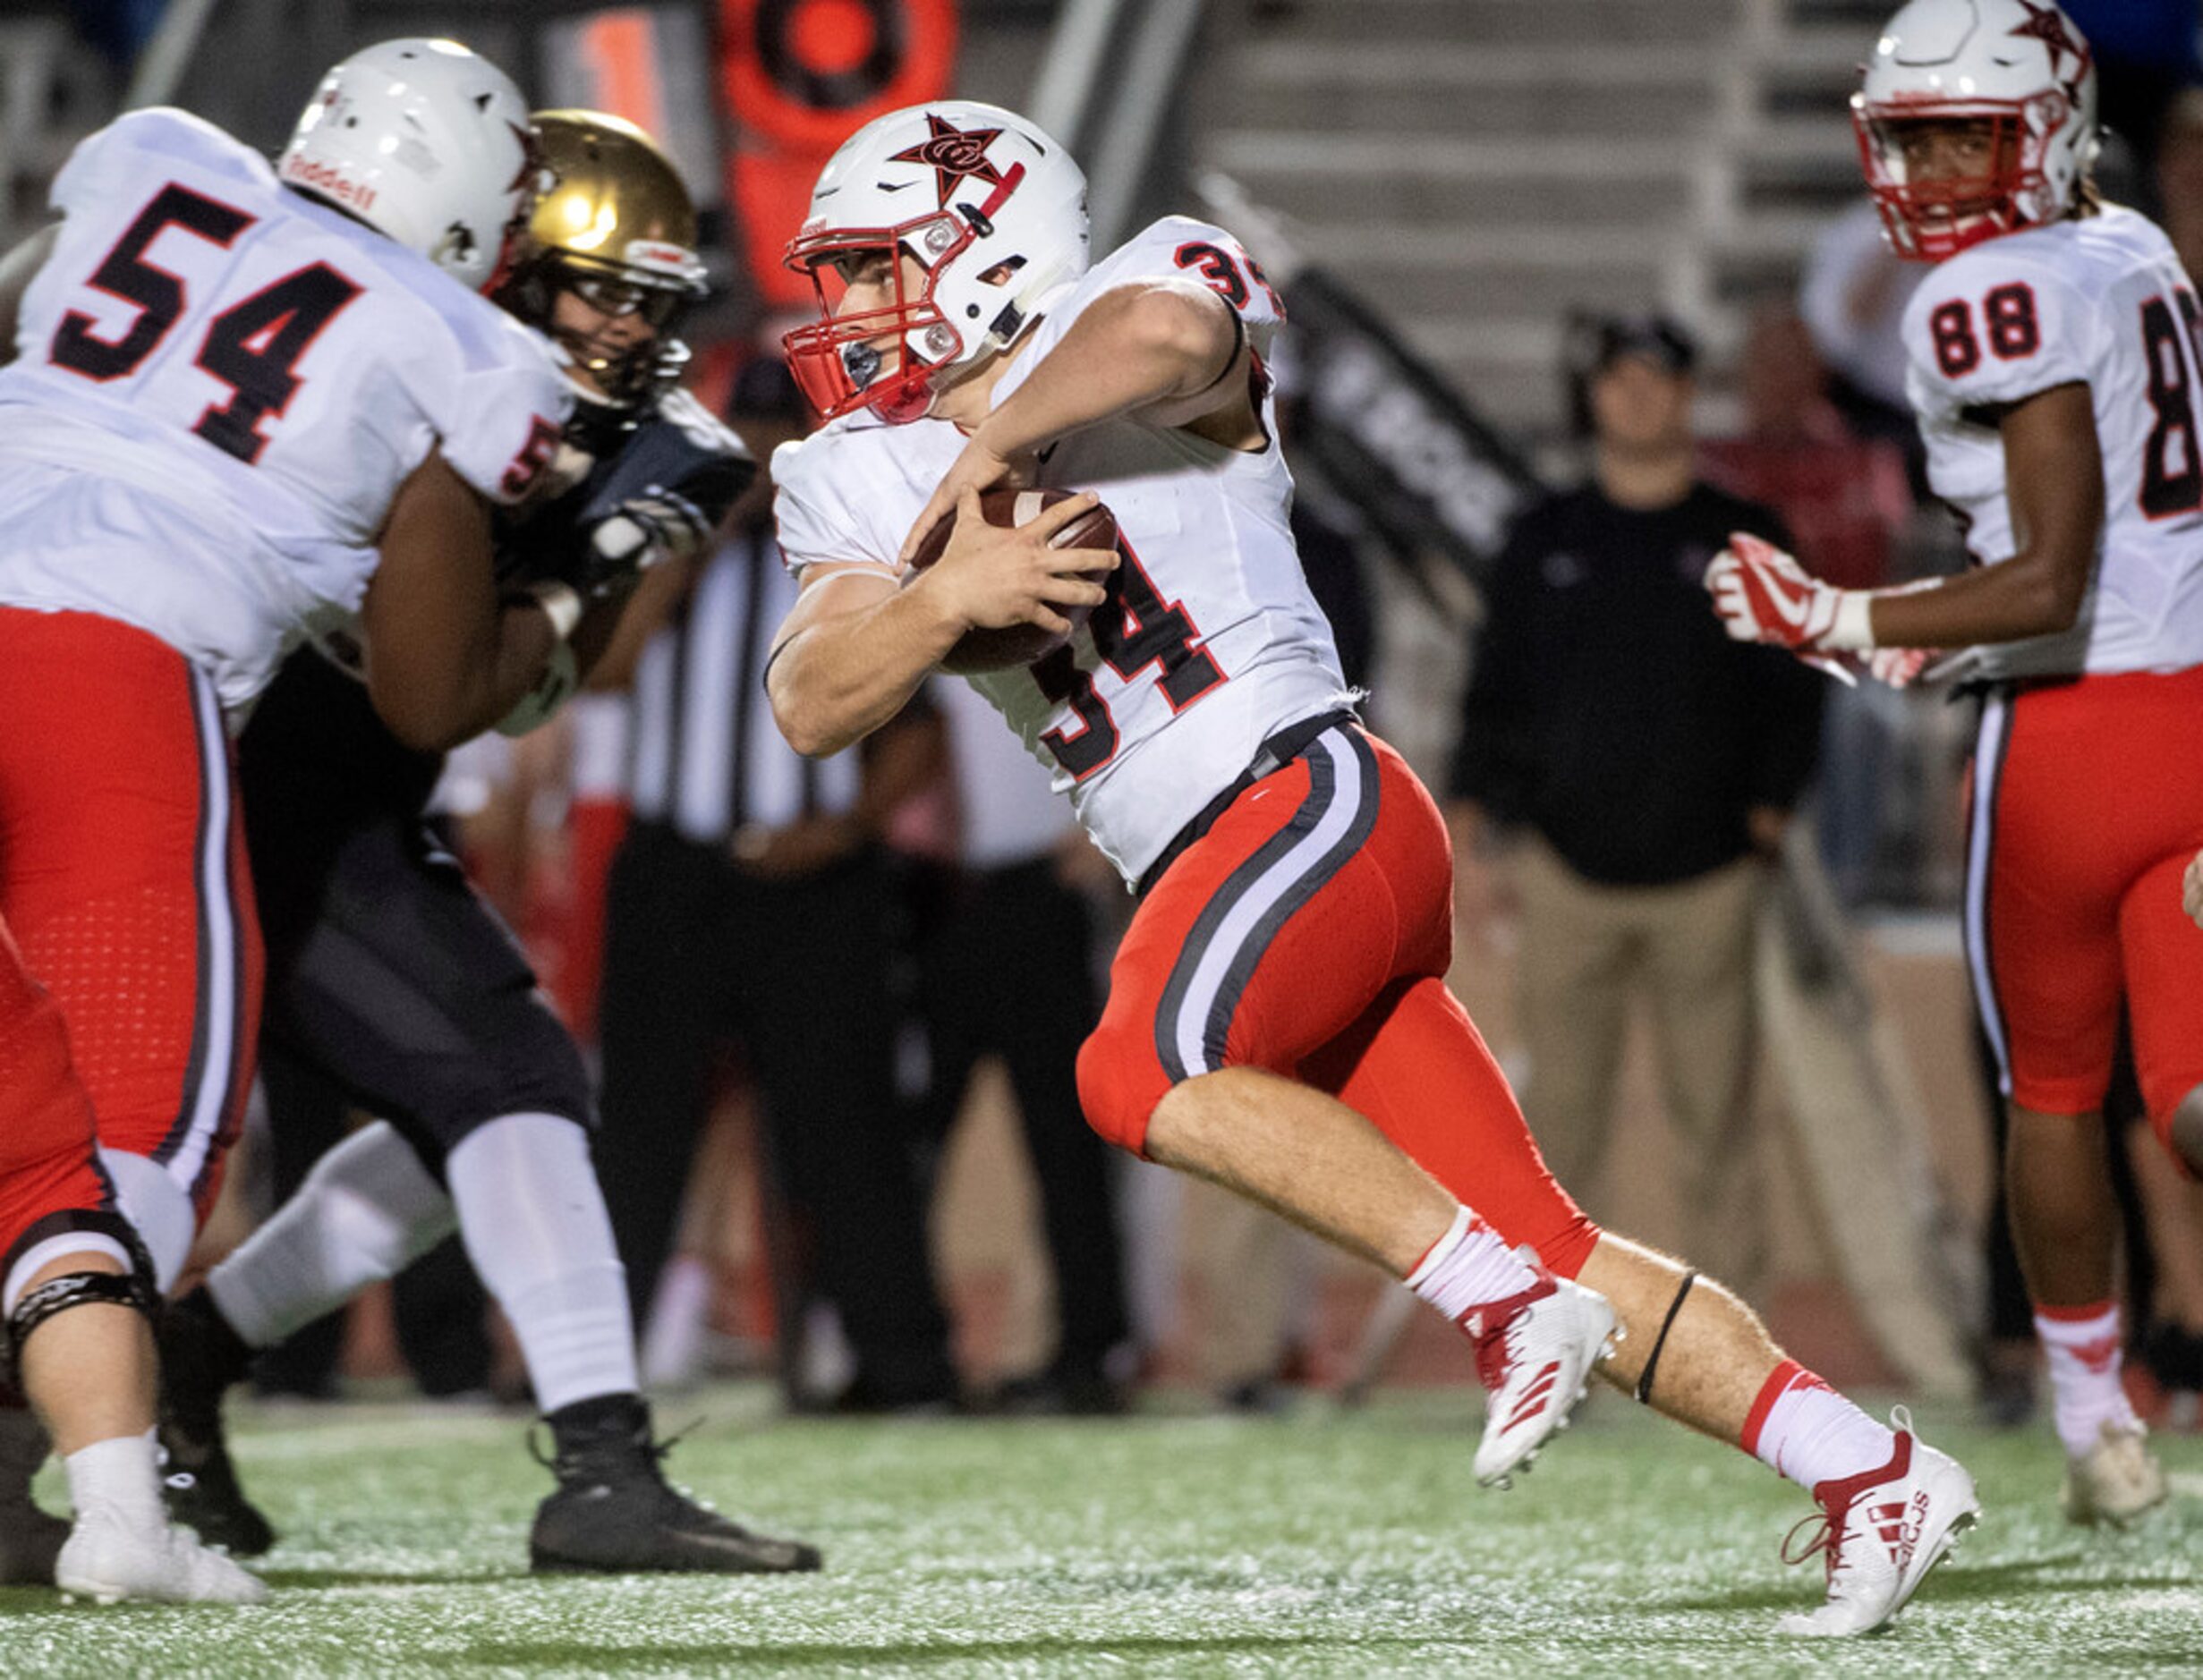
left=782, top=101, right=1088, bottom=424
left=1852, top=0, right=2099, bottom=261
left=279, top=38, right=548, bottom=293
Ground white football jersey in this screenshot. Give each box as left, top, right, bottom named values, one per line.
left=1904, top=205, right=2203, bottom=679
left=0, top=108, right=569, bottom=711
left=776, top=216, right=1351, bottom=881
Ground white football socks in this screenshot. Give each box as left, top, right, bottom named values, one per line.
left=446, top=1113, right=637, bottom=1413
left=64, top=1433, right=165, bottom=1529
left=208, top=1120, right=456, bottom=1350
left=1405, top=1205, right=1543, bottom=1329
left=2035, top=1300, right=2139, bottom=1460
left=1743, top=1362, right=1896, bottom=1492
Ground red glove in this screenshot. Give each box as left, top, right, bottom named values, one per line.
left=1704, top=532, right=1868, bottom=651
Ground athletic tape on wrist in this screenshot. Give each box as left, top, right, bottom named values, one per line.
left=1822, top=590, right=1876, bottom=652
left=1632, top=1269, right=1697, bottom=1405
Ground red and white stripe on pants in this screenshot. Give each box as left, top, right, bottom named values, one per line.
left=1966, top=665, right=2203, bottom=1140
left=0, top=608, right=261, bottom=1280
left=1075, top=721, right=1602, bottom=1279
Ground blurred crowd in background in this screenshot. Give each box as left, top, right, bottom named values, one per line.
left=8, top=0, right=2203, bottom=1428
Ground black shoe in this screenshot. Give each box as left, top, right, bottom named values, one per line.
left=792, top=1377, right=965, bottom=1418
left=0, top=1408, right=66, bottom=1585
left=529, top=1395, right=822, bottom=1575
left=157, top=1287, right=276, bottom=1557
left=991, top=1358, right=1130, bottom=1418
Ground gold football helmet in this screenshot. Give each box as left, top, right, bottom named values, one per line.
left=502, top=109, right=708, bottom=404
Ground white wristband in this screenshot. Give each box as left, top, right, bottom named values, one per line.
left=525, top=580, right=584, bottom=641
left=1823, top=590, right=1876, bottom=652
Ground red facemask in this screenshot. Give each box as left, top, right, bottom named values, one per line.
left=1855, top=100, right=2064, bottom=262
left=781, top=216, right=982, bottom=425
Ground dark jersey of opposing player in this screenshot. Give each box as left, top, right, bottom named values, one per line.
left=235, top=388, right=752, bottom=1155
left=246, top=386, right=754, bottom=818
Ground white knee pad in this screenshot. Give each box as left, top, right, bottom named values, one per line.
left=97, top=1150, right=197, bottom=1294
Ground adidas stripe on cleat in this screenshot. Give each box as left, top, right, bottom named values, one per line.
left=1468, top=1252, right=1619, bottom=1489
left=1776, top=1409, right=1979, bottom=1637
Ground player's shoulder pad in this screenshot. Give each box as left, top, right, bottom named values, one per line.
left=1901, top=228, right=2095, bottom=410
left=772, top=413, right=902, bottom=573
left=55, top=106, right=270, bottom=209
left=426, top=318, right=570, bottom=506
left=1094, top=216, right=1286, bottom=327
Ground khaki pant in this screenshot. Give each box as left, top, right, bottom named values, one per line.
left=1513, top=838, right=1767, bottom=1290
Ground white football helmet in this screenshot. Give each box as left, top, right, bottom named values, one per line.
left=1853, top=0, right=2099, bottom=261
left=781, top=101, right=1088, bottom=424
left=279, top=38, right=549, bottom=293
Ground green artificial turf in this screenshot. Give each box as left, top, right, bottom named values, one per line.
left=5, top=1383, right=2201, bottom=1676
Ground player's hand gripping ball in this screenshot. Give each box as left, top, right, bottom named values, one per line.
left=906, top=488, right=1119, bottom=674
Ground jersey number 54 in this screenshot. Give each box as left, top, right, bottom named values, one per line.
left=47, top=182, right=361, bottom=467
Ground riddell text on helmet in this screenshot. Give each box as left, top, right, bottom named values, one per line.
left=282, top=157, right=377, bottom=212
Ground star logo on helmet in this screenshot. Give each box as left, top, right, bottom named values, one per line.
left=890, top=115, right=1005, bottom=209
left=2008, top=1, right=2091, bottom=90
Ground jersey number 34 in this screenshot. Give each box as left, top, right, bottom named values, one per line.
left=1031, top=539, right=1226, bottom=780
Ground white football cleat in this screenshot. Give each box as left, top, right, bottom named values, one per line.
left=2060, top=1419, right=2167, bottom=1528
left=1468, top=1253, right=1618, bottom=1489
left=1776, top=1410, right=1978, bottom=1637
left=55, top=1508, right=268, bottom=1606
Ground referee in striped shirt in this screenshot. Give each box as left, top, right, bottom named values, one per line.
left=593, top=358, right=957, bottom=1412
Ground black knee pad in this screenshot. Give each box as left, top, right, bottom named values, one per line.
left=4, top=1214, right=157, bottom=1387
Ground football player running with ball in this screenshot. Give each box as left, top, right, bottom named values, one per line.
left=0, top=40, right=581, bottom=1602
left=763, top=100, right=1978, bottom=1636
left=1709, top=0, right=2194, bottom=1527
left=150, top=110, right=820, bottom=1579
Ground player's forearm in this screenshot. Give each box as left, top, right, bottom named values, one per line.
left=568, top=577, right=643, bottom=687
left=369, top=593, right=561, bottom=751
left=769, top=578, right=965, bottom=758
left=1862, top=550, right=2089, bottom=649
left=973, top=284, right=1234, bottom=459
left=582, top=560, right=687, bottom=692
left=1866, top=380, right=2101, bottom=649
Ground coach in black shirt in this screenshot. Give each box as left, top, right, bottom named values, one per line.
left=1449, top=313, right=1822, bottom=1292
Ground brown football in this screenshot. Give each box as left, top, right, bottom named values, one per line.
left=906, top=488, right=1119, bottom=674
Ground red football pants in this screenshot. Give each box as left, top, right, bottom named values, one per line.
left=1077, top=722, right=1601, bottom=1278
left=0, top=910, right=125, bottom=1307
left=1967, top=666, right=2203, bottom=1140
left=0, top=609, right=260, bottom=1276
